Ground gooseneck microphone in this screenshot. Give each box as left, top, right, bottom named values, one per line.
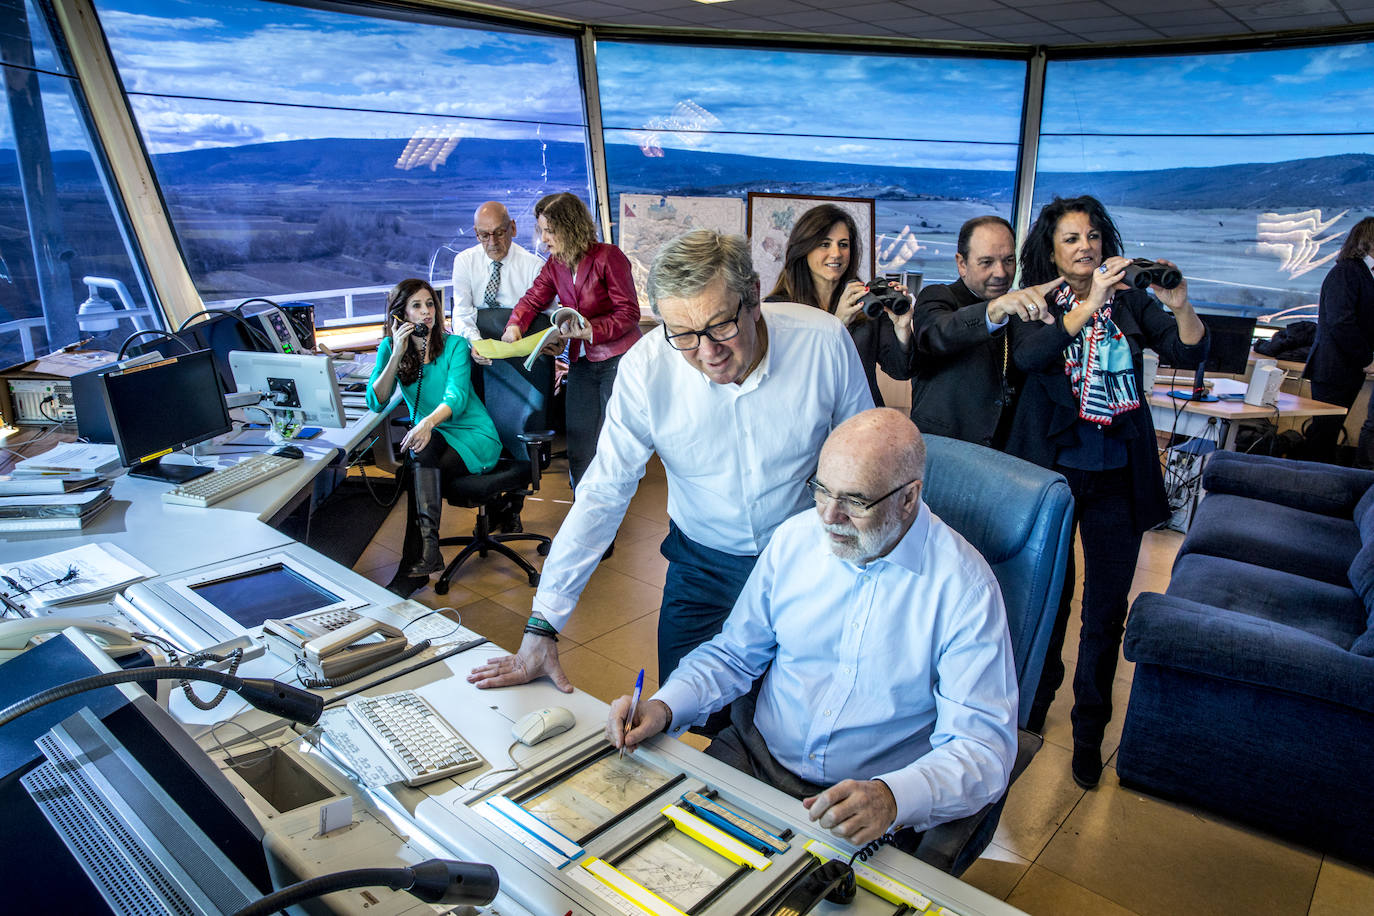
left=0, top=667, right=324, bottom=729
left=229, top=859, right=499, bottom=916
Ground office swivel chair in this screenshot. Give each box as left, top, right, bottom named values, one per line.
left=432, top=318, right=556, bottom=594
left=913, top=435, right=1074, bottom=876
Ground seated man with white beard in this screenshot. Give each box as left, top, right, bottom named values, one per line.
left=607, top=409, right=1017, bottom=847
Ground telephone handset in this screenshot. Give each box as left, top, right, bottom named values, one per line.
left=262, top=609, right=407, bottom=679
left=0, top=618, right=146, bottom=662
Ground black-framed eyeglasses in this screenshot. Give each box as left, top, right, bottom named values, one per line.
left=475, top=225, right=512, bottom=242
left=806, top=476, right=920, bottom=517
left=663, top=298, right=745, bottom=351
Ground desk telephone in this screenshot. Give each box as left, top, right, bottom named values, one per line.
left=262, top=608, right=407, bottom=679
left=0, top=618, right=147, bottom=663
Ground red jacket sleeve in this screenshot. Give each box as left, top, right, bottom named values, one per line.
left=587, top=245, right=642, bottom=346
left=508, top=257, right=559, bottom=334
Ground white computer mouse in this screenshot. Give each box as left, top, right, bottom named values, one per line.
left=512, top=706, right=576, bottom=746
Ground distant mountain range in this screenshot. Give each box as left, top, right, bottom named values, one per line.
left=5, top=139, right=1372, bottom=211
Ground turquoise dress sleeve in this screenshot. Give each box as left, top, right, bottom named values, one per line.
left=428, top=336, right=502, bottom=473
left=365, top=335, right=501, bottom=473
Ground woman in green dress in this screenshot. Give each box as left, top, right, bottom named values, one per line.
left=368, top=278, right=501, bottom=591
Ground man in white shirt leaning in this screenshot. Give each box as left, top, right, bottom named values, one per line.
left=450, top=201, right=543, bottom=347
left=608, top=409, right=1018, bottom=847
left=468, top=230, right=873, bottom=696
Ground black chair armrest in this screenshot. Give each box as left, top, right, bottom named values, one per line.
left=517, top=430, right=555, bottom=491
left=913, top=728, right=1042, bottom=876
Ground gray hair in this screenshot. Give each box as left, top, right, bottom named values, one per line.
left=646, top=230, right=759, bottom=319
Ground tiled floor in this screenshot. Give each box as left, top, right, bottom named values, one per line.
left=350, top=455, right=1374, bottom=915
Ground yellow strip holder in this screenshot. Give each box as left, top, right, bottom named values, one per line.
left=804, top=839, right=936, bottom=911
left=661, top=804, right=771, bottom=871
left=582, top=857, right=689, bottom=916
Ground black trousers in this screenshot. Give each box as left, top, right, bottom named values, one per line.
left=566, top=354, right=622, bottom=491
left=1307, top=380, right=1374, bottom=467
left=1026, top=466, right=1141, bottom=750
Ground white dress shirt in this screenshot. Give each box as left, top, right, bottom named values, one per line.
left=531, top=302, right=873, bottom=629
left=450, top=242, right=544, bottom=340
left=654, top=503, right=1018, bottom=832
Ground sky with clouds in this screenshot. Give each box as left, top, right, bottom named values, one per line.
left=3, top=0, right=1371, bottom=176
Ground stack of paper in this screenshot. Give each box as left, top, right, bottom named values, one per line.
left=12, top=442, right=121, bottom=477
left=0, top=475, right=102, bottom=496
left=0, top=542, right=154, bottom=609
left=0, top=488, right=113, bottom=533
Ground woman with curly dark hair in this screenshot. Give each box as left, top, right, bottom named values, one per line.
left=1005, top=195, right=1206, bottom=789
left=503, top=192, right=641, bottom=490
left=369, top=278, right=500, bottom=593
left=765, top=203, right=911, bottom=405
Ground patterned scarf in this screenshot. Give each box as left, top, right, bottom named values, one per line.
left=1057, top=285, right=1139, bottom=425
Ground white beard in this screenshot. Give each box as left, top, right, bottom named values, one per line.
left=823, top=506, right=903, bottom=564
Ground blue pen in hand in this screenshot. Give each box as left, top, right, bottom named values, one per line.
left=621, top=668, right=644, bottom=758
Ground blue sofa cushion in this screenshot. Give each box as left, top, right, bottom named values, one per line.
left=1179, top=493, right=1359, bottom=587
left=1167, top=553, right=1366, bottom=649
left=1124, top=593, right=1374, bottom=715
left=1202, top=451, right=1374, bottom=518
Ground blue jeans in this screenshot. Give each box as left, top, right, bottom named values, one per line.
left=658, top=521, right=759, bottom=682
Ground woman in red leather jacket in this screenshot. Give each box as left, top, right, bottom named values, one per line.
left=503, top=192, right=642, bottom=489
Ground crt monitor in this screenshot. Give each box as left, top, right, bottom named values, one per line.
left=229, top=351, right=347, bottom=428
left=100, top=349, right=232, bottom=484
left=1160, top=313, right=1257, bottom=401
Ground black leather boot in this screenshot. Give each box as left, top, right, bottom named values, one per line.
left=406, top=466, right=445, bottom=577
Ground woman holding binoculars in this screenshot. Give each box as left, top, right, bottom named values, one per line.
left=765, top=203, right=912, bottom=406
left=1005, top=194, right=1206, bottom=790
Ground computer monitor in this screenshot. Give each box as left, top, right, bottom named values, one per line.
left=1161, top=313, right=1258, bottom=402
left=101, top=349, right=232, bottom=484
left=184, top=310, right=265, bottom=396
left=229, top=351, right=347, bottom=428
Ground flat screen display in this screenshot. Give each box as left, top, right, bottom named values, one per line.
left=102, top=349, right=232, bottom=467
left=188, top=564, right=338, bottom=627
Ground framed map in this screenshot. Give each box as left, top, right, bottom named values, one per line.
left=617, top=194, right=746, bottom=318
left=746, top=193, right=876, bottom=300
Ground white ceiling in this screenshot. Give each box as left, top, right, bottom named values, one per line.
left=475, top=0, right=1374, bottom=47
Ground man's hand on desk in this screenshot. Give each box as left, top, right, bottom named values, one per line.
left=802, top=779, right=898, bottom=846
left=607, top=697, right=671, bottom=753
left=466, top=631, right=573, bottom=692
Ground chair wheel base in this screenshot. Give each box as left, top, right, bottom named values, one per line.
left=527, top=572, right=540, bottom=586
left=433, top=580, right=450, bottom=596
left=536, top=542, right=550, bottom=556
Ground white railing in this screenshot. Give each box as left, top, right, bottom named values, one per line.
left=0, top=306, right=159, bottom=362
left=205, top=278, right=456, bottom=325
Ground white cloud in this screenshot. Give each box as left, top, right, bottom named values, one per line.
left=1274, top=44, right=1369, bottom=84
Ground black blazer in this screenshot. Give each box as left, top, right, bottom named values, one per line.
left=1303, top=258, right=1374, bottom=402
left=908, top=279, right=1021, bottom=447
left=1004, top=287, right=1208, bottom=533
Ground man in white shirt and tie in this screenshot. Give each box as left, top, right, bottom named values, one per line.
left=450, top=201, right=543, bottom=345
left=608, top=409, right=1018, bottom=848
left=469, top=229, right=873, bottom=696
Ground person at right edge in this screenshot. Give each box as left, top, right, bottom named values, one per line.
left=1302, top=217, right=1374, bottom=466
left=1005, top=195, right=1206, bottom=790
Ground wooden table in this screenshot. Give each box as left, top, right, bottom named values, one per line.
left=1148, top=382, right=1346, bottom=449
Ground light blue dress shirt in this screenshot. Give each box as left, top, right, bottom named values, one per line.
left=653, top=502, right=1018, bottom=832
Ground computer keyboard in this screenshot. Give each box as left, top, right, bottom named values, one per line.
left=346, top=691, right=483, bottom=787
left=160, top=452, right=297, bottom=507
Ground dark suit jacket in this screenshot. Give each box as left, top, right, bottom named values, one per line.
left=1004, top=287, right=1208, bottom=533
left=908, top=279, right=1019, bottom=447
left=1303, top=258, right=1374, bottom=405
left=509, top=241, right=642, bottom=362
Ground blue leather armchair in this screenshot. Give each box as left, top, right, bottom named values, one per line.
left=1119, top=450, right=1374, bottom=866
left=914, top=435, right=1074, bottom=875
